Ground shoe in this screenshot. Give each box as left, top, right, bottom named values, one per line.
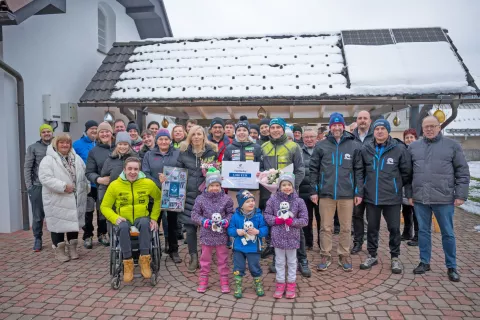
left=317, top=256, right=332, bottom=271
left=401, top=233, right=412, bottom=241
left=139, top=255, right=152, bottom=279
left=253, top=277, right=264, bottom=297
left=220, top=276, right=230, bottom=293
left=52, top=242, right=70, bottom=263
left=177, top=233, right=184, bottom=240
left=188, top=254, right=199, bottom=273
left=83, top=237, right=93, bottom=249
left=391, top=258, right=403, bottom=274
left=285, top=282, right=296, bottom=299
left=123, top=258, right=134, bottom=282
left=197, top=275, right=208, bottom=293
left=338, top=255, right=353, bottom=272
left=268, top=259, right=276, bottom=273
left=98, top=234, right=110, bottom=247
left=273, top=282, right=286, bottom=299
left=407, top=238, right=418, bottom=247
left=33, top=238, right=42, bottom=252
left=298, top=259, right=312, bottom=277
left=413, top=262, right=431, bottom=274
left=261, top=246, right=274, bottom=259
left=169, top=251, right=182, bottom=264
left=447, top=268, right=460, bottom=282
left=164, top=238, right=169, bottom=254
left=67, top=239, right=79, bottom=260
left=360, top=255, right=378, bottom=270
left=350, top=243, right=362, bottom=254
left=234, top=275, right=243, bottom=298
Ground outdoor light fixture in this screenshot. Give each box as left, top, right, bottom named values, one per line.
left=161, top=116, right=169, bottom=128
left=433, top=108, right=446, bottom=123
left=104, top=109, right=114, bottom=122
left=257, top=107, right=267, bottom=119
left=393, top=112, right=401, bottom=126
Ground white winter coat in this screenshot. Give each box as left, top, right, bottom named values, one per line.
left=39, top=145, right=89, bottom=233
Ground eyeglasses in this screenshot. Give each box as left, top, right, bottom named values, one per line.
left=422, top=125, right=439, bottom=130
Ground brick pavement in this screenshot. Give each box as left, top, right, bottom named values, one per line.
left=0, top=208, right=479, bottom=320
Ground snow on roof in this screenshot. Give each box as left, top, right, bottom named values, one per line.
left=443, top=104, right=480, bottom=136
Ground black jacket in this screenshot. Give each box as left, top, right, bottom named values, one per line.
left=352, top=127, right=374, bottom=145
left=176, top=145, right=218, bottom=225
left=85, top=143, right=114, bottom=212
left=309, top=132, right=363, bottom=200
left=101, top=150, right=138, bottom=185
left=139, top=144, right=154, bottom=160
left=223, top=139, right=263, bottom=168
left=142, top=146, right=180, bottom=189
left=360, top=136, right=412, bottom=205
left=299, top=145, right=315, bottom=200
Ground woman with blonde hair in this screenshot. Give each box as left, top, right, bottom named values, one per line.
left=176, top=125, right=218, bottom=272
left=39, top=133, right=89, bottom=262
left=101, top=131, right=138, bottom=184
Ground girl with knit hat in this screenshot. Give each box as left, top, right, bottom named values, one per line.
left=264, top=173, right=308, bottom=299
left=191, top=169, right=234, bottom=294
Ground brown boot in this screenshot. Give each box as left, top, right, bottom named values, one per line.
left=53, top=242, right=70, bottom=263
left=139, top=255, right=152, bottom=279
left=67, top=239, right=79, bottom=260
left=123, top=259, right=134, bottom=283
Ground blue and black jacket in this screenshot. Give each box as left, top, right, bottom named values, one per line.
left=360, top=136, right=412, bottom=205
left=309, top=131, right=364, bottom=200
left=227, top=208, right=268, bottom=253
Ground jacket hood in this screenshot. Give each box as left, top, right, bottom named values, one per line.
left=119, top=171, right=146, bottom=181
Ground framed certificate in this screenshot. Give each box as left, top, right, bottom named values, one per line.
left=161, top=166, right=187, bottom=212
left=221, top=161, right=260, bottom=189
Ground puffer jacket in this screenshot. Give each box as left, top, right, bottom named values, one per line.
left=406, top=133, right=469, bottom=204
left=299, top=145, right=315, bottom=200
left=223, top=139, right=263, bottom=163
left=227, top=208, right=268, bottom=253
left=85, top=143, right=114, bottom=213
left=100, top=150, right=138, bottom=184
left=176, top=144, right=218, bottom=225
left=38, top=145, right=89, bottom=233
left=264, top=191, right=308, bottom=250
left=361, top=136, right=412, bottom=205
left=73, top=134, right=96, bottom=164
left=208, top=134, right=232, bottom=162
left=24, top=140, right=49, bottom=189
left=100, top=171, right=161, bottom=225
left=352, top=127, right=374, bottom=145
left=142, top=146, right=180, bottom=189
left=309, top=132, right=364, bottom=200
left=190, top=190, right=234, bottom=246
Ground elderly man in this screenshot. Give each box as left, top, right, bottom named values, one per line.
left=407, top=116, right=469, bottom=282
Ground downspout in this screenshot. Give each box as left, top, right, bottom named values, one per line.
left=0, top=58, right=29, bottom=230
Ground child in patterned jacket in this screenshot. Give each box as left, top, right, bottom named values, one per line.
left=264, top=173, right=308, bottom=299
left=191, top=169, right=234, bottom=294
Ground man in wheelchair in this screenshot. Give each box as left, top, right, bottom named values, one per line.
left=101, top=157, right=161, bottom=283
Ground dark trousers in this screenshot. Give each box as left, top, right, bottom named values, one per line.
left=402, top=204, right=418, bottom=239
left=366, top=203, right=401, bottom=258
left=160, top=211, right=180, bottom=253
left=51, top=232, right=78, bottom=246
left=83, top=188, right=107, bottom=239
left=233, top=251, right=262, bottom=277
left=302, top=198, right=320, bottom=247
left=117, top=217, right=152, bottom=259
left=353, top=201, right=367, bottom=245
left=28, top=185, right=45, bottom=239
left=184, top=224, right=198, bottom=255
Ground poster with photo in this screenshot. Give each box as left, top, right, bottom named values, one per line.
left=161, top=166, right=187, bottom=212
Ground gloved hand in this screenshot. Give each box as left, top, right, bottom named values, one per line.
left=285, top=218, right=293, bottom=226
left=275, top=217, right=286, bottom=225
left=202, top=219, right=212, bottom=229
left=220, top=219, right=229, bottom=228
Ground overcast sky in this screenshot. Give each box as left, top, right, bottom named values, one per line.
left=164, top=0, right=480, bottom=81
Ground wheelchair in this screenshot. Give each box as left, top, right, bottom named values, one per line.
left=109, top=222, right=162, bottom=290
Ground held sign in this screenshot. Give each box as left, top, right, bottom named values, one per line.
left=221, top=161, right=260, bottom=189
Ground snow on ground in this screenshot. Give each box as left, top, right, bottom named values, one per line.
left=469, top=161, right=480, bottom=178
left=460, top=161, right=480, bottom=216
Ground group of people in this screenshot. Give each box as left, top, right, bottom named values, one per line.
left=24, top=108, right=470, bottom=299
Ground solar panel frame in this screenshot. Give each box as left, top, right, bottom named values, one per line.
left=392, top=27, right=447, bottom=43
left=342, top=29, right=394, bottom=46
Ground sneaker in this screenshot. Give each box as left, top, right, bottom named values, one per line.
left=338, top=255, right=353, bottom=272
left=447, top=268, right=460, bottom=282
left=413, top=262, right=431, bottom=274
left=33, top=238, right=42, bottom=252
left=391, top=258, right=403, bottom=274
left=317, top=256, right=332, bottom=271
left=273, top=282, right=286, bottom=299
left=220, top=276, right=230, bottom=293
left=197, top=276, right=208, bottom=293
left=83, top=237, right=93, bottom=249
left=98, top=234, right=110, bottom=246
left=298, top=259, right=312, bottom=277
left=261, top=246, right=275, bottom=259
left=360, top=255, right=378, bottom=270
left=285, top=282, right=296, bottom=299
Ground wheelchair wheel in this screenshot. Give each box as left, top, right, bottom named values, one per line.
left=150, top=273, right=157, bottom=287
left=111, top=276, right=120, bottom=290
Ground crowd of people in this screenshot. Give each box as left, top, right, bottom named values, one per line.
left=23, top=109, right=470, bottom=299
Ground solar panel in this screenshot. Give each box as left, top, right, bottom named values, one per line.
left=342, top=29, right=394, bottom=46
left=392, top=27, right=447, bottom=43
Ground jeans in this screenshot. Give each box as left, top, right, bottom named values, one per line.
left=302, top=197, right=320, bottom=248
left=117, top=217, right=152, bottom=259
left=353, top=201, right=367, bottom=245
left=275, top=248, right=297, bottom=283
left=184, top=224, right=198, bottom=254
left=28, top=185, right=45, bottom=239
left=319, top=198, right=353, bottom=257
left=200, top=244, right=229, bottom=277
left=414, top=203, right=456, bottom=269
left=233, top=251, right=262, bottom=277
left=366, top=203, right=401, bottom=258
left=402, top=204, right=418, bottom=239
left=51, top=232, right=78, bottom=246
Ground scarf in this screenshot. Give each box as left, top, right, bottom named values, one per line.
left=240, top=208, right=255, bottom=220
left=58, top=151, right=76, bottom=190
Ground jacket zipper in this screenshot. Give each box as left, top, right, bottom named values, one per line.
left=393, top=177, right=398, bottom=194
left=320, top=172, right=324, bottom=190
left=130, top=182, right=135, bottom=222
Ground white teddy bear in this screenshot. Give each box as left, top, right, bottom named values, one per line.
left=277, top=201, right=294, bottom=231
left=243, top=221, right=256, bottom=242
left=211, top=213, right=223, bottom=232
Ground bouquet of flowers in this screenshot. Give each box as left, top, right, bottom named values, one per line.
left=198, top=160, right=222, bottom=192
left=257, top=169, right=284, bottom=193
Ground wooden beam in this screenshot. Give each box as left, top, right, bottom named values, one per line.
left=196, top=107, right=208, bottom=119
left=289, top=106, right=294, bottom=119
left=319, top=105, right=325, bottom=118
left=194, top=117, right=356, bottom=127
left=226, top=107, right=235, bottom=120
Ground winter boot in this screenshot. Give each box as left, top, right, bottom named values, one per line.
left=164, top=237, right=169, bottom=254
left=298, top=259, right=312, bottom=277
left=233, top=274, right=243, bottom=298
left=33, top=237, right=42, bottom=252
left=169, top=251, right=182, bottom=264
left=98, top=233, right=110, bottom=246
left=83, top=237, right=93, bottom=249
left=220, top=276, right=230, bottom=293
left=197, top=275, right=208, bottom=293
left=188, top=254, right=199, bottom=273
left=273, top=282, right=286, bottom=299
left=53, top=242, right=70, bottom=263
left=67, top=239, right=79, bottom=260
left=285, top=282, right=297, bottom=299
left=253, top=277, right=264, bottom=297
left=123, top=258, right=134, bottom=283
left=139, top=255, right=152, bottom=279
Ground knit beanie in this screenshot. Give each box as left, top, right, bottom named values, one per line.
left=278, top=173, right=295, bottom=189
left=329, top=112, right=345, bottom=129
left=269, top=118, right=287, bottom=131
left=210, top=117, right=225, bottom=128
left=115, top=131, right=132, bottom=146
left=235, top=120, right=250, bottom=132
left=97, top=121, right=113, bottom=133
left=259, top=118, right=271, bottom=127
left=39, top=124, right=53, bottom=134
left=250, top=124, right=260, bottom=134
left=205, top=168, right=222, bottom=188
left=156, top=128, right=171, bottom=140
left=85, top=120, right=98, bottom=132
left=285, top=128, right=294, bottom=140
left=292, top=125, right=303, bottom=134
left=373, top=119, right=391, bottom=133
left=236, top=189, right=255, bottom=209
left=127, top=122, right=139, bottom=133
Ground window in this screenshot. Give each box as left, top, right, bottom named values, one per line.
left=98, top=8, right=107, bottom=53
left=98, top=2, right=116, bottom=54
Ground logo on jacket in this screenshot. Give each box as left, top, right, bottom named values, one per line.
left=344, top=153, right=351, bottom=160
left=387, top=158, right=394, bottom=165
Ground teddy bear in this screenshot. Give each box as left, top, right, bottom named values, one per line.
left=243, top=221, right=256, bottom=242
left=211, top=212, right=223, bottom=232
left=277, top=201, right=294, bottom=231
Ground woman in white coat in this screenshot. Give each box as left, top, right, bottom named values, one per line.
left=39, top=133, right=89, bottom=262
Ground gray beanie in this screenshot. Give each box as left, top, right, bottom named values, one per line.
left=205, top=168, right=222, bottom=189
left=115, top=131, right=132, bottom=146
left=278, top=173, right=295, bottom=188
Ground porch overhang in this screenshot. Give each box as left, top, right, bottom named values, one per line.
left=0, top=0, right=66, bottom=26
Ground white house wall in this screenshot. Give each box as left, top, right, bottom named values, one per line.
left=1, top=0, right=141, bottom=233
